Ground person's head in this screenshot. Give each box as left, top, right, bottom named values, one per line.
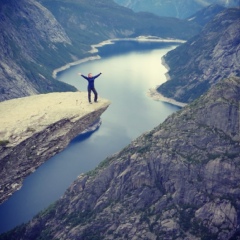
left=88, top=73, right=92, bottom=78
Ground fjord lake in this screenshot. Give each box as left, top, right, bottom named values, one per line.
left=0, top=40, right=182, bottom=233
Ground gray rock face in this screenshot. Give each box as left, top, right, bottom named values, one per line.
left=5, top=77, right=239, bottom=239
left=157, top=8, right=240, bottom=103
left=0, top=92, right=110, bottom=204
left=0, top=0, right=76, bottom=102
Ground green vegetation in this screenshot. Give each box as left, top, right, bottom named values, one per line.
left=87, top=156, right=114, bottom=177
left=19, top=58, right=77, bottom=94
left=137, top=144, right=151, bottom=154
left=178, top=205, right=196, bottom=231
left=190, top=219, right=219, bottom=240
left=2, top=203, right=59, bottom=240
left=37, top=202, right=57, bottom=219
left=41, top=0, right=200, bottom=45
left=26, top=127, right=36, bottom=133
left=157, top=75, right=210, bottom=103
left=0, top=140, right=9, bottom=146
left=1, top=0, right=202, bottom=100
left=65, top=210, right=95, bottom=227
left=157, top=8, right=240, bottom=103
left=0, top=224, right=26, bottom=240
left=80, top=228, right=102, bottom=240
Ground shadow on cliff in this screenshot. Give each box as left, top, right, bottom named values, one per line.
left=70, top=120, right=101, bottom=145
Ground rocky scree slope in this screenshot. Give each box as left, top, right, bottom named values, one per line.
left=0, top=92, right=110, bottom=204
left=4, top=77, right=240, bottom=240
left=157, top=8, right=240, bottom=104
left=0, top=0, right=77, bottom=102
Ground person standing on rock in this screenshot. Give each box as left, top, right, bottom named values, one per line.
left=78, top=72, right=102, bottom=104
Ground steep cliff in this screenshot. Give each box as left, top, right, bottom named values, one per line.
left=3, top=77, right=239, bottom=239
left=0, top=0, right=77, bottom=102
left=0, top=92, right=110, bottom=204
left=157, top=8, right=240, bottom=104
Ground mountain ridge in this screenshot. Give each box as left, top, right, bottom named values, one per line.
left=186, top=4, right=226, bottom=26
left=114, top=0, right=240, bottom=18
left=157, top=7, right=240, bottom=104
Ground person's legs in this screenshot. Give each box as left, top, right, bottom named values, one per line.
left=88, top=88, right=92, bottom=103
left=92, top=87, right=98, bottom=102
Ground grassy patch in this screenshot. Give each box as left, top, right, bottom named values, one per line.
left=0, top=140, right=9, bottom=146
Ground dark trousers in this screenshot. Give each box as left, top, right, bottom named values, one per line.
left=88, top=87, right=98, bottom=102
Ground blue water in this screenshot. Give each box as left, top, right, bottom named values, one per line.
left=0, top=40, right=181, bottom=234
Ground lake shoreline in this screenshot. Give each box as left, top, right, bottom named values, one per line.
left=52, top=36, right=185, bottom=77
left=147, top=88, right=187, bottom=107
left=53, top=36, right=187, bottom=107
left=147, top=56, right=187, bottom=108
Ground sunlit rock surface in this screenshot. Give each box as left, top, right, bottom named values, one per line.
left=0, top=92, right=110, bottom=204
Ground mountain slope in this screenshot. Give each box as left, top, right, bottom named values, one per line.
left=157, top=8, right=240, bottom=104
left=39, top=0, right=200, bottom=47
left=114, top=0, right=240, bottom=18
left=186, top=4, right=226, bottom=27
left=3, top=76, right=240, bottom=239
left=0, top=0, right=77, bottom=101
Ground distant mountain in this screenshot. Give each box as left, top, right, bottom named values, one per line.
left=39, top=0, right=200, bottom=47
left=114, top=0, right=240, bottom=18
left=157, top=8, right=240, bottom=103
left=0, top=0, right=200, bottom=102
left=3, top=76, right=240, bottom=239
left=187, top=4, right=226, bottom=27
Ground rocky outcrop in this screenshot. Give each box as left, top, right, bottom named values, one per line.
left=157, top=8, right=240, bottom=104
left=0, top=92, right=110, bottom=204
left=4, top=77, right=239, bottom=239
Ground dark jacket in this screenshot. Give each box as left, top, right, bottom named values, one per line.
left=81, top=73, right=102, bottom=89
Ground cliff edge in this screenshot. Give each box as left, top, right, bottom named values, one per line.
left=4, top=77, right=239, bottom=240
left=0, top=92, right=110, bottom=204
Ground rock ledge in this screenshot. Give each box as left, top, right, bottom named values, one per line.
left=0, top=92, right=110, bottom=204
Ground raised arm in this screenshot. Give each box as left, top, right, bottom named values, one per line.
left=78, top=72, right=89, bottom=80
left=92, top=73, right=102, bottom=79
